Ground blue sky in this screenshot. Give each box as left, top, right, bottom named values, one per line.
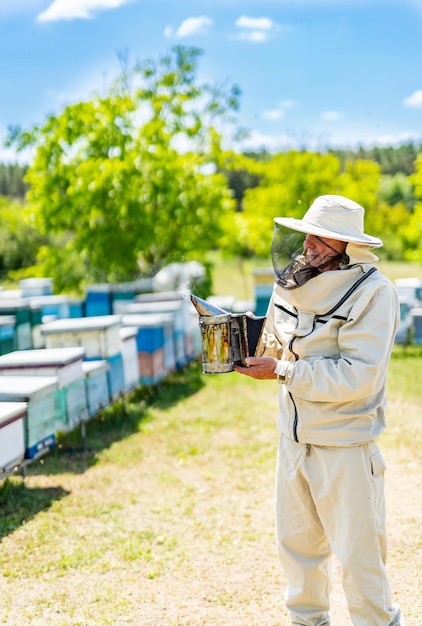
left=1, top=0, right=422, bottom=162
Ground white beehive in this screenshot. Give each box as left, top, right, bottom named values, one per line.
left=82, top=360, right=110, bottom=417
left=0, top=376, right=58, bottom=459
left=0, top=348, right=88, bottom=432
left=0, top=402, right=27, bottom=473
left=41, top=315, right=122, bottom=358
left=119, top=327, right=140, bottom=391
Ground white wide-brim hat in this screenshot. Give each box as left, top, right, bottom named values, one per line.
left=274, top=195, right=383, bottom=248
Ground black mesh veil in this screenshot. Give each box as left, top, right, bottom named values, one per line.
left=271, top=223, right=348, bottom=289
left=271, top=225, right=306, bottom=277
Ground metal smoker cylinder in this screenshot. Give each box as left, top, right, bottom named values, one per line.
left=191, top=294, right=266, bottom=375
left=198, top=313, right=233, bottom=373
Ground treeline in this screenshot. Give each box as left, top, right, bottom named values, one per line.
left=329, top=142, right=422, bottom=176
left=0, top=163, right=29, bottom=199
left=1, top=143, right=422, bottom=201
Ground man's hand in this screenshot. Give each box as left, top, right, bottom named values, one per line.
left=234, top=356, right=278, bottom=380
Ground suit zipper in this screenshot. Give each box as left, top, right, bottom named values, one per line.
left=288, top=336, right=300, bottom=442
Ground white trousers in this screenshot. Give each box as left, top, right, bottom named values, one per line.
left=275, top=434, right=403, bottom=626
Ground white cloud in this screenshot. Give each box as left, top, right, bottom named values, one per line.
left=234, top=15, right=278, bottom=44
left=403, top=89, right=422, bottom=108
left=236, top=16, right=274, bottom=30
left=263, top=109, right=285, bottom=121
left=262, top=100, right=295, bottom=121
left=167, top=16, right=213, bottom=39
left=320, top=110, right=342, bottom=121
left=37, top=0, right=135, bottom=22
left=236, top=30, right=269, bottom=43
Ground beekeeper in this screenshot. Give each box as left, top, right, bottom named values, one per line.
left=235, top=195, right=405, bottom=626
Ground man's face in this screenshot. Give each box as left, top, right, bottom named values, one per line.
left=304, top=234, right=347, bottom=271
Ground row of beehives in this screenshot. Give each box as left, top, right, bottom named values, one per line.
left=0, top=293, right=202, bottom=480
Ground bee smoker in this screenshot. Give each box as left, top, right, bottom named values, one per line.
left=190, top=294, right=266, bottom=374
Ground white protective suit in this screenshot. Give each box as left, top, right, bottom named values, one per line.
left=260, top=244, right=404, bottom=626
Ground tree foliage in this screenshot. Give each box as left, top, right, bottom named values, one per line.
left=0, top=197, right=48, bottom=279
left=220, top=151, right=387, bottom=258
left=8, top=47, right=239, bottom=292
left=330, top=142, right=422, bottom=176
left=404, top=154, right=422, bottom=264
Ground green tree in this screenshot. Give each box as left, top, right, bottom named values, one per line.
left=220, top=151, right=382, bottom=258
left=404, top=153, right=422, bottom=264
left=378, top=173, right=415, bottom=211
left=7, top=47, right=239, bottom=293
left=0, top=198, right=48, bottom=278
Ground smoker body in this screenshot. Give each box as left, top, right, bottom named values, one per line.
left=191, top=295, right=266, bottom=374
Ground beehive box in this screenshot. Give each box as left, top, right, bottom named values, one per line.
left=0, top=376, right=57, bottom=459
left=411, top=308, right=422, bottom=344
left=134, top=293, right=196, bottom=365
left=82, top=360, right=110, bottom=416
left=102, top=352, right=125, bottom=401
left=85, top=284, right=113, bottom=317
left=68, top=297, right=85, bottom=318
left=121, top=313, right=175, bottom=384
left=42, top=315, right=127, bottom=402
left=0, top=402, right=27, bottom=473
left=29, top=295, right=71, bottom=321
left=110, top=282, right=138, bottom=314
left=19, top=277, right=53, bottom=298
left=29, top=304, right=45, bottom=349
left=123, top=300, right=185, bottom=367
left=0, top=348, right=88, bottom=432
left=119, top=327, right=140, bottom=391
left=41, top=315, right=122, bottom=358
left=0, top=315, right=17, bottom=356
left=395, top=278, right=422, bottom=307
left=0, top=299, right=32, bottom=350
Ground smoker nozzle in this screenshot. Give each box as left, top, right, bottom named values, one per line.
left=190, top=294, right=229, bottom=317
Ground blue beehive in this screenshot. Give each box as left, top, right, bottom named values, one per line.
left=0, top=315, right=17, bottom=355
left=121, top=313, right=175, bottom=384
left=85, top=284, right=113, bottom=316
left=0, top=376, right=57, bottom=459
left=252, top=268, right=274, bottom=316
left=68, top=297, right=85, bottom=318
left=135, top=292, right=196, bottom=364
left=122, top=300, right=187, bottom=368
